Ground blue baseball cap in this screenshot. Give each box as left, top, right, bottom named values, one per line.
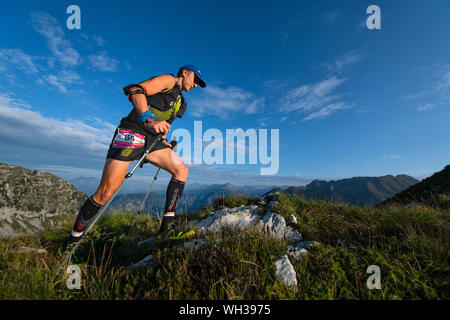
left=180, top=64, right=206, bottom=88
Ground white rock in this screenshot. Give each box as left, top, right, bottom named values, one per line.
left=263, top=212, right=302, bottom=242
left=196, top=205, right=264, bottom=233
left=137, top=237, right=157, bottom=247
left=195, top=206, right=302, bottom=242
left=291, top=214, right=297, bottom=224
left=184, top=239, right=208, bottom=251
left=274, top=255, right=297, bottom=287
left=287, top=241, right=318, bottom=261
left=126, top=254, right=154, bottom=270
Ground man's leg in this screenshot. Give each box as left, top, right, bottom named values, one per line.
left=145, top=148, right=189, bottom=235
left=67, top=159, right=131, bottom=246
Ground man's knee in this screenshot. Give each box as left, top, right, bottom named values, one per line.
left=173, top=163, right=189, bottom=181
left=93, top=187, right=117, bottom=205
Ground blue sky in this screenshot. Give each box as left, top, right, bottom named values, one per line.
left=0, top=0, right=449, bottom=188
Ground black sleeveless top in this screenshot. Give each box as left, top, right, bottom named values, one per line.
left=119, top=81, right=184, bottom=135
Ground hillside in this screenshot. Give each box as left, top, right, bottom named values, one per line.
left=0, top=163, right=87, bottom=237
left=266, top=174, right=419, bottom=207
left=0, top=193, right=448, bottom=300
left=378, top=165, right=450, bottom=208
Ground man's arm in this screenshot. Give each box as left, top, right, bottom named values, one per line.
left=126, top=74, right=176, bottom=135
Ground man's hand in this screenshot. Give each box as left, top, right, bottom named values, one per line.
left=162, top=140, right=173, bottom=147
left=160, top=133, right=173, bottom=148
left=144, top=120, right=171, bottom=135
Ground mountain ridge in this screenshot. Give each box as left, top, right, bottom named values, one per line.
left=378, top=165, right=450, bottom=208
left=0, top=162, right=87, bottom=237
left=266, top=174, right=419, bottom=207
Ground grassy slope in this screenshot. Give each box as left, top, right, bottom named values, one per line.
left=0, top=194, right=448, bottom=300
left=379, top=165, right=450, bottom=209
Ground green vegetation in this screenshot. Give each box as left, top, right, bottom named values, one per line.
left=0, top=194, right=448, bottom=300
left=380, top=165, right=450, bottom=209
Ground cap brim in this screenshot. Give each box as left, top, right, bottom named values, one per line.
left=194, top=74, right=206, bottom=88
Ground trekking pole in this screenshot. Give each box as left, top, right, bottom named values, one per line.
left=54, top=115, right=178, bottom=279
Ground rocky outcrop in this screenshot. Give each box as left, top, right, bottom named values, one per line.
left=0, top=163, right=87, bottom=237
left=126, top=254, right=155, bottom=270
left=195, top=205, right=302, bottom=242
left=130, top=203, right=319, bottom=290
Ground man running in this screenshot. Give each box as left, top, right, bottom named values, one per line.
left=64, top=64, right=206, bottom=249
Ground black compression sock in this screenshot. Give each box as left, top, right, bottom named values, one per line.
left=164, top=178, right=185, bottom=213
left=72, top=197, right=102, bottom=233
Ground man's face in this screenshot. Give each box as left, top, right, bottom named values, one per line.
left=183, top=70, right=198, bottom=92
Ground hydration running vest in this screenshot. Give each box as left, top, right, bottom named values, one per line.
left=119, top=79, right=186, bottom=134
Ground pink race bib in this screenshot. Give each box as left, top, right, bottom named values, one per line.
left=112, top=129, right=145, bottom=149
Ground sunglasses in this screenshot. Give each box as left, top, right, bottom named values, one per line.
left=194, top=73, right=202, bottom=85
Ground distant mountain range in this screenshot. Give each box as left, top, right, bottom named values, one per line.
left=68, top=176, right=164, bottom=195
left=109, top=183, right=275, bottom=215
left=265, top=174, right=420, bottom=207
left=0, top=163, right=87, bottom=237
left=378, top=165, right=450, bottom=208
left=68, top=176, right=282, bottom=197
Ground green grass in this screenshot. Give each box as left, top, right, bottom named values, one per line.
left=0, top=194, right=448, bottom=300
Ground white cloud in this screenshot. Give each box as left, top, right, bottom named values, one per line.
left=0, top=49, right=39, bottom=74
left=0, top=99, right=113, bottom=161
left=382, top=155, right=403, bottom=160
left=403, top=62, right=450, bottom=103
left=38, top=70, right=82, bottom=94
left=279, top=76, right=351, bottom=121
left=434, top=64, right=450, bottom=93
left=92, top=35, right=105, bottom=47
left=324, top=51, right=364, bottom=75
left=30, top=12, right=81, bottom=67
left=302, top=102, right=352, bottom=121
left=190, top=85, right=264, bottom=120
left=0, top=93, right=32, bottom=109
left=269, top=51, right=363, bottom=122
left=88, top=51, right=119, bottom=72
left=417, top=103, right=435, bottom=112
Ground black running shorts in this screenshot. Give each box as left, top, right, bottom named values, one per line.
left=106, top=127, right=171, bottom=162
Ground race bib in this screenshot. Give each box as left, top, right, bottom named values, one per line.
left=112, top=128, right=145, bottom=149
